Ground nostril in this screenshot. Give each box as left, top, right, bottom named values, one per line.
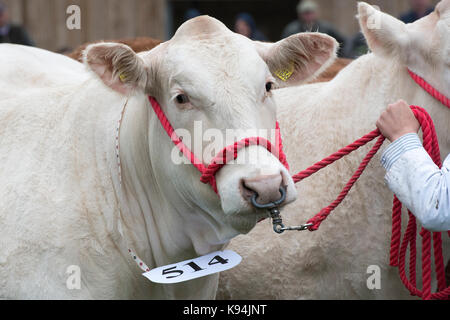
left=240, top=179, right=257, bottom=201
left=241, top=173, right=284, bottom=205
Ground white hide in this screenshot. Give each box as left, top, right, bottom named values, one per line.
left=0, top=16, right=337, bottom=299
left=0, top=44, right=87, bottom=96
left=218, top=2, right=450, bottom=299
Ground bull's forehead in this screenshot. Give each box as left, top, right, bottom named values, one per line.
left=167, top=15, right=268, bottom=85
left=163, top=38, right=269, bottom=105
left=169, top=38, right=265, bottom=78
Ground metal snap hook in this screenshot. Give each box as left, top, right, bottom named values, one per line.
left=249, top=186, right=287, bottom=234
left=279, top=223, right=314, bottom=232
left=250, top=186, right=312, bottom=234
left=268, top=207, right=285, bottom=234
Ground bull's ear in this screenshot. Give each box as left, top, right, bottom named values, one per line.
left=84, top=42, right=148, bottom=95
left=358, top=2, right=408, bottom=57
left=255, top=33, right=338, bottom=87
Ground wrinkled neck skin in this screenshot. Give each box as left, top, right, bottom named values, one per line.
left=115, top=94, right=237, bottom=299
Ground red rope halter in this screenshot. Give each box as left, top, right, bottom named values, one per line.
left=149, top=97, right=289, bottom=194
left=148, top=69, right=449, bottom=300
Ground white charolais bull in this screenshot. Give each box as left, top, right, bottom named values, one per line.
left=0, top=17, right=338, bottom=299
left=219, top=1, right=450, bottom=299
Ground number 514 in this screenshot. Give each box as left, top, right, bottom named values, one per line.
left=162, top=255, right=229, bottom=279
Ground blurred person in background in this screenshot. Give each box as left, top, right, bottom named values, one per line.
left=345, top=0, right=435, bottom=58
left=400, top=0, right=434, bottom=23
left=0, top=2, right=34, bottom=46
left=282, top=0, right=345, bottom=56
left=234, top=12, right=267, bottom=41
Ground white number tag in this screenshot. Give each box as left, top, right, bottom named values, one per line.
left=143, top=250, right=242, bottom=284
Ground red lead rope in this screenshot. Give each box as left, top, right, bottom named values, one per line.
left=408, top=69, right=450, bottom=108
left=148, top=69, right=449, bottom=300
left=294, top=105, right=449, bottom=300
left=292, top=129, right=385, bottom=231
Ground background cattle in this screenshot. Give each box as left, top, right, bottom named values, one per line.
left=218, top=1, right=450, bottom=299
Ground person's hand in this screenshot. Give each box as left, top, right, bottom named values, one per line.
left=376, top=100, right=420, bottom=142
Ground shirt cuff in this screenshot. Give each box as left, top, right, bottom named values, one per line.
left=381, top=133, right=422, bottom=171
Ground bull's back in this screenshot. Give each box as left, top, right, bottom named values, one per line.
left=0, top=44, right=87, bottom=99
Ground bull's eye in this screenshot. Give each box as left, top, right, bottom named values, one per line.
left=265, top=82, right=273, bottom=92
left=176, top=94, right=190, bottom=104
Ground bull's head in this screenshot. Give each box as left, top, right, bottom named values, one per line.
left=84, top=16, right=337, bottom=243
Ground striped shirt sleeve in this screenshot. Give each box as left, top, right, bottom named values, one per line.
left=381, top=133, right=423, bottom=171
left=381, top=133, right=450, bottom=232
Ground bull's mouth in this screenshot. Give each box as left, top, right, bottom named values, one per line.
left=222, top=211, right=268, bottom=235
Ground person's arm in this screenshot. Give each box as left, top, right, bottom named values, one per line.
left=377, top=100, right=450, bottom=232
left=381, top=135, right=450, bottom=231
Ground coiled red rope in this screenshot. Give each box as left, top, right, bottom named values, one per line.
left=293, top=105, right=449, bottom=300
left=388, top=106, right=449, bottom=300
left=148, top=69, right=449, bottom=300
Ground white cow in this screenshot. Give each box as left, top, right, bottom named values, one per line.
left=0, top=17, right=338, bottom=299
left=219, top=1, right=450, bottom=299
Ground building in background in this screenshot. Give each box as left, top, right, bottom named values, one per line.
left=0, top=0, right=440, bottom=53
left=1, top=0, right=167, bottom=52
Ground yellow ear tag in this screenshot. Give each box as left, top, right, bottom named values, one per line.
left=275, top=62, right=295, bottom=82
left=119, top=73, right=127, bottom=83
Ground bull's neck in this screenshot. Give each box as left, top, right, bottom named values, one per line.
left=377, top=54, right=450, bottom=155
left=116, top=95, right=224, bottom=271
left=336, top=53, right=450, bottom=155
